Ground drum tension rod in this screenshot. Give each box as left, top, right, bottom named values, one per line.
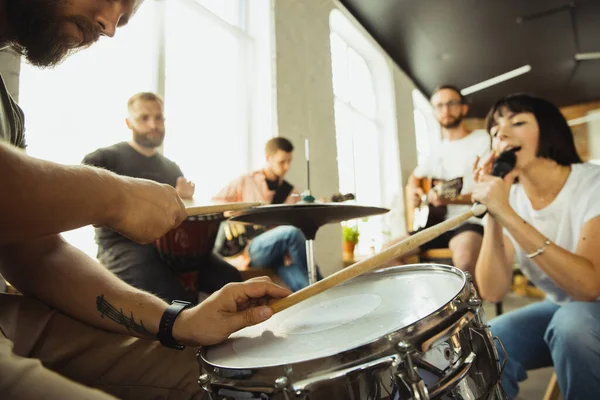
left=395, top=341, right=430, bottom=400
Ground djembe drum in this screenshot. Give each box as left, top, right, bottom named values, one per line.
left=154, top=213, right=225, bottom=273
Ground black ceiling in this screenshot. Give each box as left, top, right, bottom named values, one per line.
left=339, top=0, right=600, bottom=117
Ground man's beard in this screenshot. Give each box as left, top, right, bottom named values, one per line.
left=5, top=0, right=100, bottom=68
left=439, top=114, right=463, bottom=129
left=133, top=131, right=165, bottom=149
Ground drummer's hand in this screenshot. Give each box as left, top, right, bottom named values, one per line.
left=106, top=177, right=187, bottom=244
left=176, top=176, right=195, bottom=200
left=173, top=277, right=291, bottom=346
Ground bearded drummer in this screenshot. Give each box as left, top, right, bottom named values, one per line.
left=213, top=137, right=324, bottom=291
left=0, top=3, right=290, bottom=399
left=83, top=92, right=242, bottom=303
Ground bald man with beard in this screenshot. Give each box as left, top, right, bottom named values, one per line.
left=0, top=1, right=290, bottom=399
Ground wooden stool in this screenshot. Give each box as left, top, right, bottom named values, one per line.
left=543, top=371, right=560, bottom=400
left=420, top=248, right=453, bottom=264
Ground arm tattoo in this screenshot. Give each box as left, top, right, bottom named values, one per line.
left=96, top=295, right=154, bottom=338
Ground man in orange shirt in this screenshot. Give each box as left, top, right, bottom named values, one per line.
left=213, top=137, right=322, bottom=291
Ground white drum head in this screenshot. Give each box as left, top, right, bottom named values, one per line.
left=204, top=265, right=465, bottom=369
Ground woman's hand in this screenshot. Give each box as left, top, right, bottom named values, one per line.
left=471, top=152, right=518, bottom=218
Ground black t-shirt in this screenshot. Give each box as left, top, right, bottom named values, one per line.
left=82, top=142, right=185, bottom=247
left=265, top=177, right=279, bottom=191
left=0, top=73, right=26, bottom=149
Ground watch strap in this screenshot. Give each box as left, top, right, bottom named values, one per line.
left=158, top=300, right=191, bottom=350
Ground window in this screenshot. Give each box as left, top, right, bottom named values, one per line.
left=412, top=89, right=441, bottom=165
left=164, top=0, right=251, bottom=202
left=18, top=0, right=272, bottom=257
left=330, top=9, right=398, bottom=256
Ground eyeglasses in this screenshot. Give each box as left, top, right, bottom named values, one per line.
left=432, top=100, right=463, bottom=112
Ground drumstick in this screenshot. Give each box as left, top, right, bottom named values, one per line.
left=270, top=203, right=487, bottom=314
left=185, top=202, right=261, bottom=217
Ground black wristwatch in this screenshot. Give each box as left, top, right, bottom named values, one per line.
left=158, top=300, right=191, bottom=350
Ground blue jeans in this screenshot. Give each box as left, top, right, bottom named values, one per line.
left=248, top=226, right=321, bottom=292
left=490, top=300, right=600, bottom=400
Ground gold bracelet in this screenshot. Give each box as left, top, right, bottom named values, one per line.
left=526, top=239, right=551, bottom=259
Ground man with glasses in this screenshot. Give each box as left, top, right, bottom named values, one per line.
left=385, top=85, right=490, bottom=279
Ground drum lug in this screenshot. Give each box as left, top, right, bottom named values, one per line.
left=198, top=372, right=213, bottom=394
left=275, top=376, right=289, bottom=389
left=467, top=297, right=481, bottom=308
left=467, top=296, right=490, bottom=327
left=464, top=272, right=479, bottom=298
left=274, top=376, right=295, bottom=400
left=395, top=341, right=430, bottom=400
left=198, top=373, right=211, bottom=385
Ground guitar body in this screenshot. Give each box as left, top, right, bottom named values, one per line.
left=413, top=203, right=447, bottom=231
left=217, top=223, right=265, bottom=258
left=412, top=177, right=463, bottom=232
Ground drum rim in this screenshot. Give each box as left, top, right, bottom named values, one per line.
left=200, top=264, right=476, bottom=389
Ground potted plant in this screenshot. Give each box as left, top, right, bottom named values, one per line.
left=342, top=225, right=359, bottom=259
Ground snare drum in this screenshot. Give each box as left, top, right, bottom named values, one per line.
left=155, top=213, right=225, bottom=272
left=199, top=264, right=506, bottom=399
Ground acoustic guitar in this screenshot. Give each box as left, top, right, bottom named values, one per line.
left=215, top=192, right=355, bottom=257
left=412, top=177, right=463, bottom=232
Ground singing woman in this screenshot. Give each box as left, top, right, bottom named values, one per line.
left=472, top=93, right=600, bottom=399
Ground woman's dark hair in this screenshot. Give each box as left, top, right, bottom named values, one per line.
left=485, top=94, right=582, bottom=165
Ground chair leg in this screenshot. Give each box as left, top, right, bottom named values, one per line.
left=543, top=371, right=560, bottom=400
left=495, top=301, right=503, bottom=316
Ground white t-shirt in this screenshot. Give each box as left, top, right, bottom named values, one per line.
left=505, top=163, right=600, bottom=304
left=413, top=129, right=491, bottom=224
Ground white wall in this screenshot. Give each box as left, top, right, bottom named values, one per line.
left=272, top=0, right=419, bottom=275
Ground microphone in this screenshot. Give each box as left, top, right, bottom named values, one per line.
left=475, top=146, right=519, bottom=217
left=491, top=147, right=519, bottom=179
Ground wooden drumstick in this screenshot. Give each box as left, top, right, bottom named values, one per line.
left=270, top=203, right=488, bottom=314
left=185, top=202, right=262, bottom=217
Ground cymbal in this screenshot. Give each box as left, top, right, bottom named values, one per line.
left=229, top=203, right=389, bottom=239
left=184, top=201, right=262, bottom=217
